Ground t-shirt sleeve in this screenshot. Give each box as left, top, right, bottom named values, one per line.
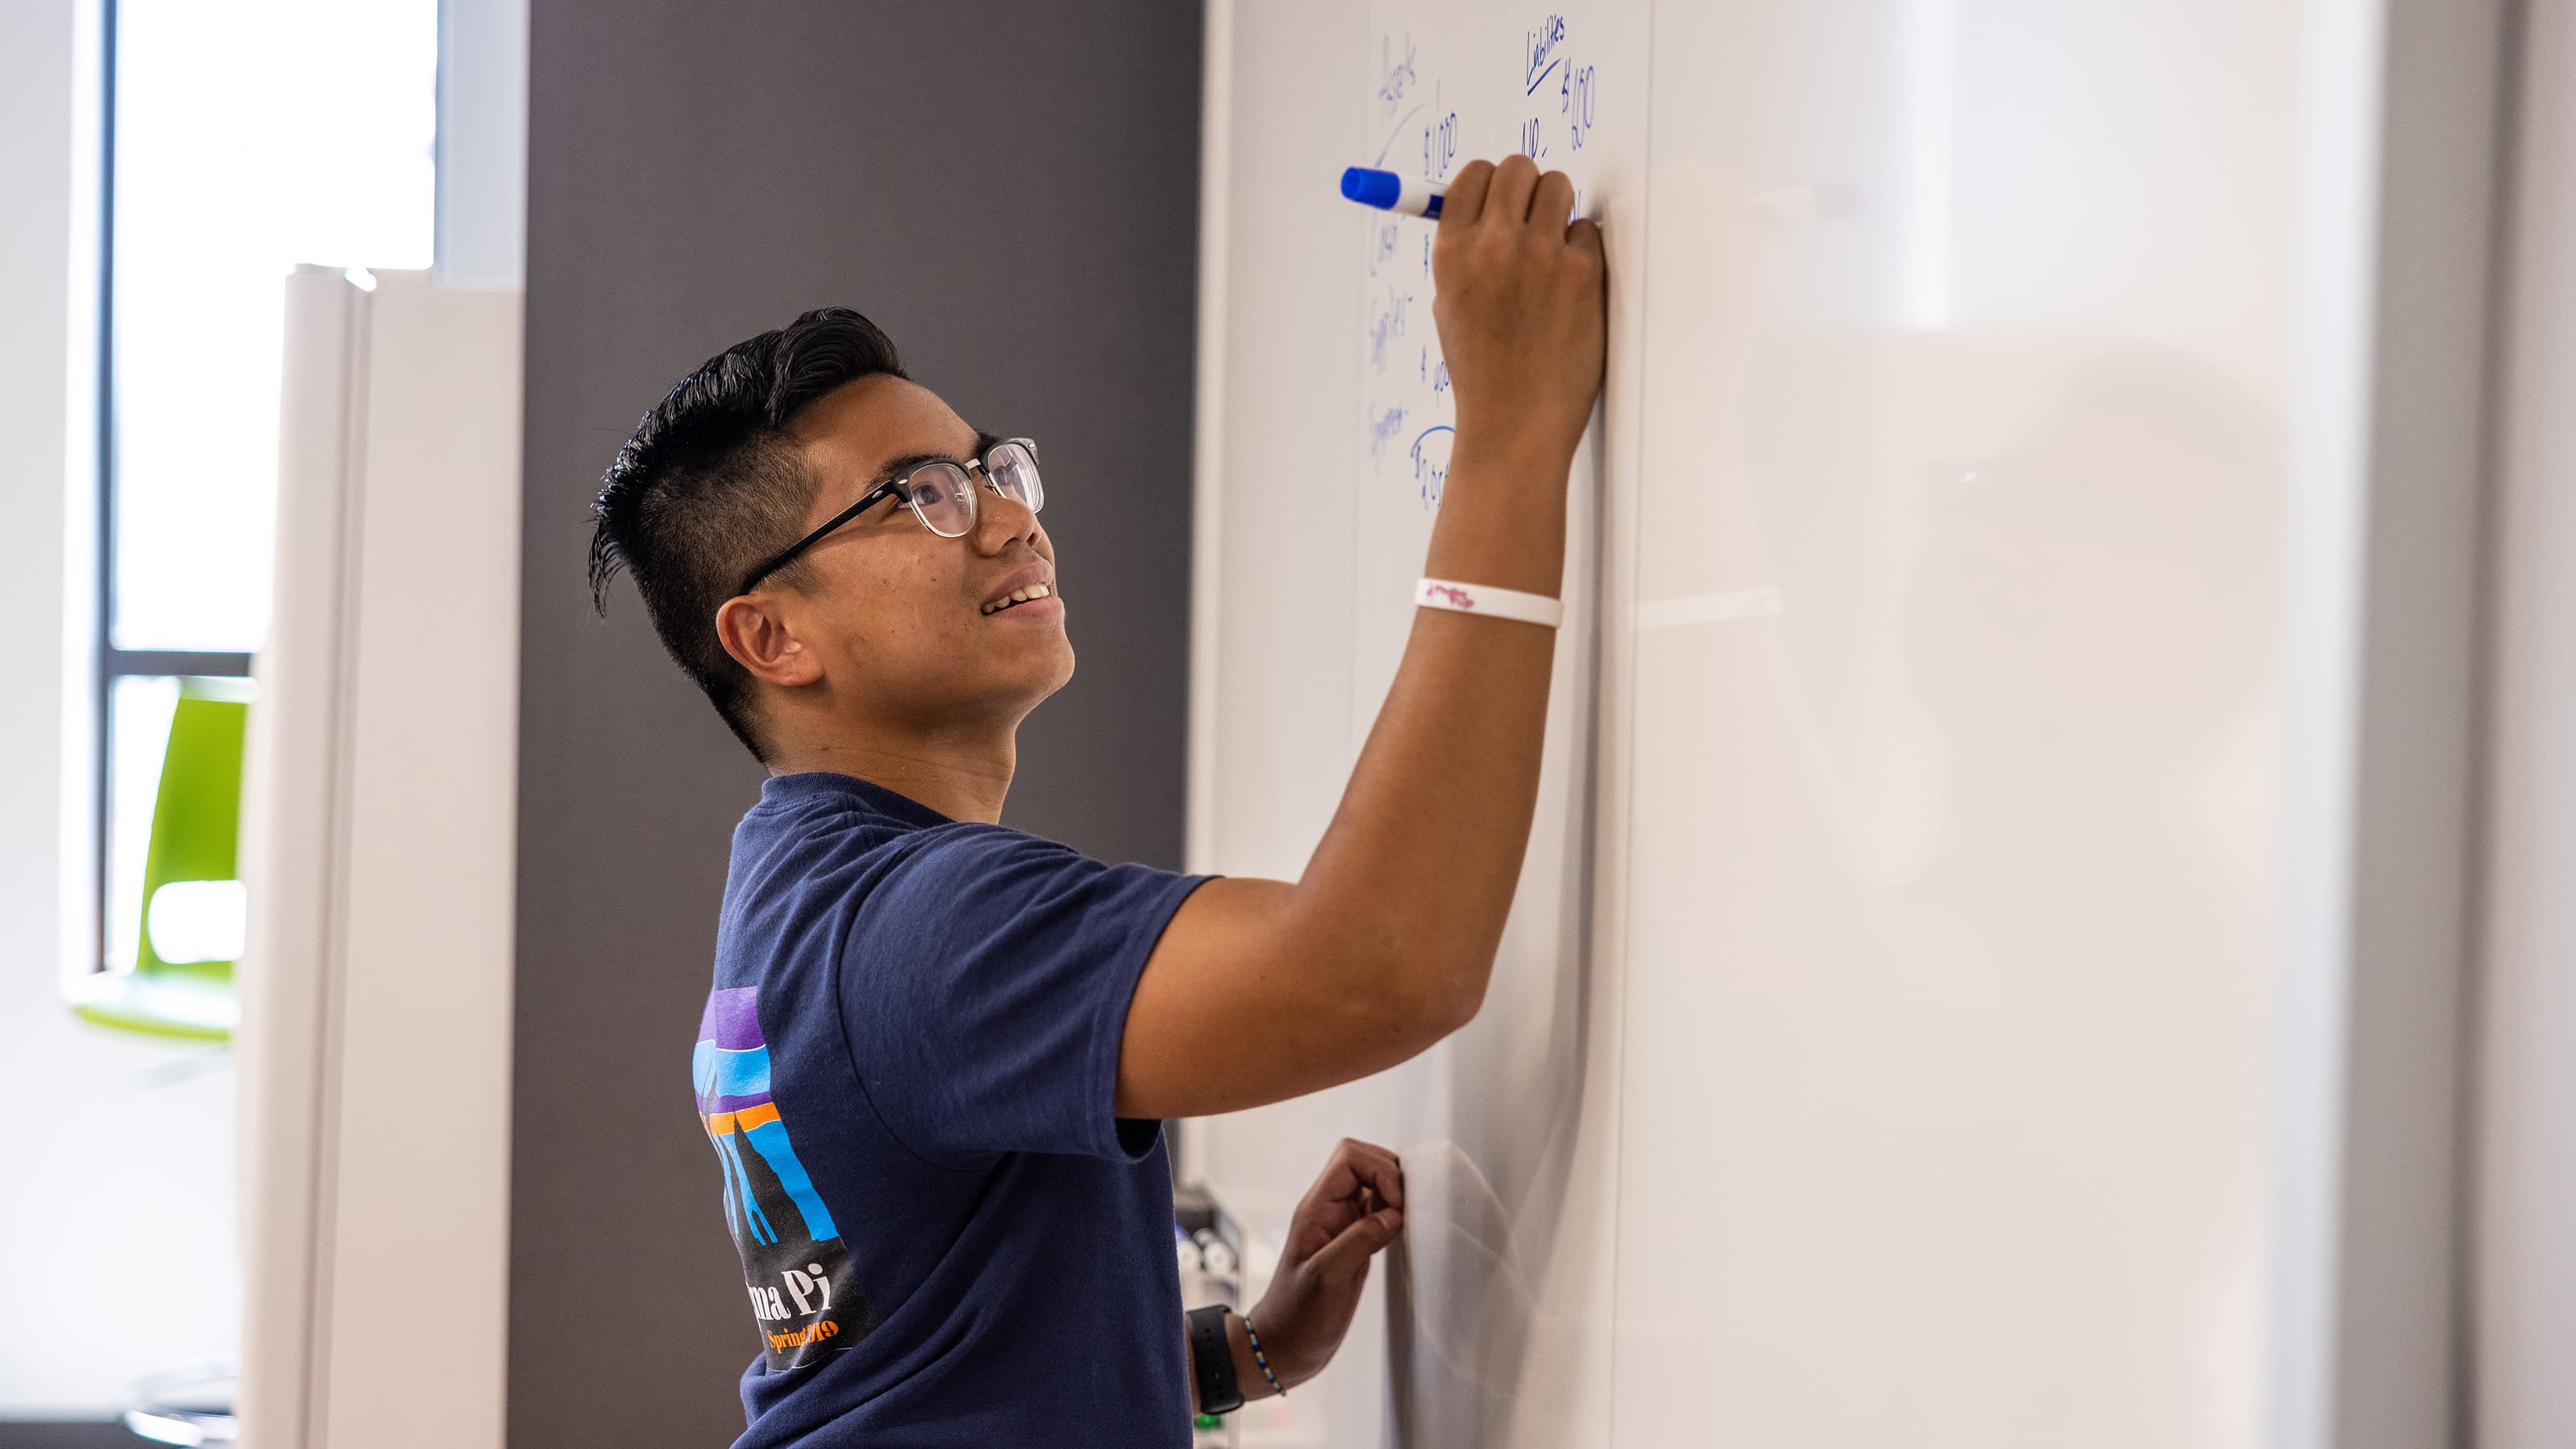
left=838, top=824, right=1210, bottom=1165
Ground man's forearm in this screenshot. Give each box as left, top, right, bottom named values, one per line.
left=1285, top=159, right=1603, bottom=1042
left=1290, top=431, right=1572, bottom=1024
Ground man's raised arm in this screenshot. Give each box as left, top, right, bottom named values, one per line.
left=1117, top=154, right=1607, bottom=1120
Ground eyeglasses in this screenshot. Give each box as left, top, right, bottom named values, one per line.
left=737, top=436, right=1044, bottom=595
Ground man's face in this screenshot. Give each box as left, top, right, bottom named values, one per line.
left=770, top=373, right=1073, bottom=733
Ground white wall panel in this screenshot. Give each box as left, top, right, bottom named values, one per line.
left=237, top=269, right=520, bottom=1449
left=1193, top=3, right=2505, bottom=1446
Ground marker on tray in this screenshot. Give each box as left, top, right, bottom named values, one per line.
left=1341, top=166, right=1444, bottom=220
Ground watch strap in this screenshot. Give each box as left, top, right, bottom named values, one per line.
left=1186, top=1304, right=1244, bottom=1415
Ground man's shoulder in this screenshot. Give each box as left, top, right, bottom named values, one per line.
left=719, top=799, right=928, bottom=950
left=724, top=810, right=1085, bottom=946
left=733, top=791, right=947, bottom=874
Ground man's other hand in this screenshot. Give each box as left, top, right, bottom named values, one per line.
left=1242, top=1138, right=1406, bottom=1393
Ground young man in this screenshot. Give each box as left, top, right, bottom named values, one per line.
left=587, top=154, right=1604, bottom=1445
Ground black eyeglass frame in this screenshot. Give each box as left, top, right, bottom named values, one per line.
left=737, top=436, right=1042, bottom=595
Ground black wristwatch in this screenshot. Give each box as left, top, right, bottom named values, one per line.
left=1186, top=1304, right=1243, bottom=1415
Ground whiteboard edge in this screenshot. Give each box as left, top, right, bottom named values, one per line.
left=1178, top=0, right=1237, bottom=1185
left=1185, top=0, right=1235, bottom=882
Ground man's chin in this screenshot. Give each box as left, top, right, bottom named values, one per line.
left=988, top=646, right=1076, bottom=719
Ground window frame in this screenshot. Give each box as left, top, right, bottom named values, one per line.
left=92, top=0, right=257, bottom=974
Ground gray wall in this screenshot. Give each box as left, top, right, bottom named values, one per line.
left=513, top=2, right=1202, bottom=1442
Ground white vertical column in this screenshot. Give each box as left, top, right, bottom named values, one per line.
left=237, top=269, right=522, bottom=1449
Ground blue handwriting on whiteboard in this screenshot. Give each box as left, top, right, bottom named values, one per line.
left=1368, top=288, right=1413, bottom=373
left=1370, top=221, right=1400, bottom=277
left=1525, top=14, right=1567, bottom=93
left=1377, top=35, right=1418, bottom=120
left=1367, top=403, right=1409, bottom=460
left=1424, top=84, right=1458, bottom=180
left=1410, top=424, right=1455, bottom=509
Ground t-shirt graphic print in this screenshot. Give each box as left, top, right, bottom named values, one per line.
left=695, top=985, right=877, bottom=1368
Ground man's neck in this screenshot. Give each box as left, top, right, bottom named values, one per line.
left=768, top=729, right=1017, bottom=824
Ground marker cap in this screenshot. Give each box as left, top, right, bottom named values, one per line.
left=1341, top=166, right=1443, bottom=218
left=1342, top=167, right=1403, bottom=208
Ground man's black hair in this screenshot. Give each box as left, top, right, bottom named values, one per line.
left=587, top=307, right=907, bottom=762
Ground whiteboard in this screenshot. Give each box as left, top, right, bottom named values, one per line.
left=1191, top=3, right=1645, bottom=1445
left=1191, top=2, right=2315, bottom=1445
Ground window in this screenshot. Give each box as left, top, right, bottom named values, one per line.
left=100, top=0, right=438, bottom=974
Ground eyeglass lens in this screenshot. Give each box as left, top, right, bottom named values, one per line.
left=904, top=464, right=977, bottom=537
left=986, top=441, right=1044, bottom=513
left=902, top=443, right=1044, bottom=539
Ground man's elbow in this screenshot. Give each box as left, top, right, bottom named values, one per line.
left=1359, top=950, right=1489, bottom=1049
left=1293, top=914, right=1493, bottom=1059
left=1426, top=970, right=1488, bottom=1036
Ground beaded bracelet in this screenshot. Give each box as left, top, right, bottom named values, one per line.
left=1240, top=1315, right=1287, bottom=1398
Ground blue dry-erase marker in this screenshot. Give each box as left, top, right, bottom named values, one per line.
left=1341, top=166, right=1444, bottom=220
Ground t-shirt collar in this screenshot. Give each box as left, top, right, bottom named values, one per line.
left=758, top=771, right=955, bottom=830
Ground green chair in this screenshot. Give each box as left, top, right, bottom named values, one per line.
left=75, top=676, right=250, bottom=1040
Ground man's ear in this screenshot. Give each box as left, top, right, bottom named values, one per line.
left=716, top=593, right=825, bottom=688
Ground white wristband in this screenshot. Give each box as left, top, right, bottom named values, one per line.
left=1415, top=577, right=1564, bottom=628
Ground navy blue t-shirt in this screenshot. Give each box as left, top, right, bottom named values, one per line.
left=691, top=772, right=1210, bottom=1447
